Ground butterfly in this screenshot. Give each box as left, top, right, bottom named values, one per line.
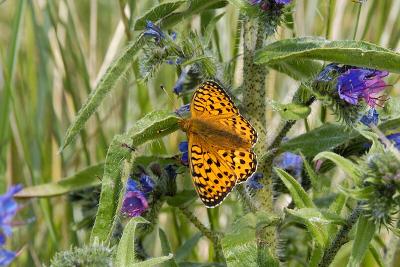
left=179, top=80, right=258, bottom=207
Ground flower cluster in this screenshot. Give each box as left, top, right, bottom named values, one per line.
left=0, top=185, right=22, bottom=266
left=121, top=174, right=155, bottom=217
left=357, top=151, right=400, bottom=227
left=314, top=63, right=389, bottom=125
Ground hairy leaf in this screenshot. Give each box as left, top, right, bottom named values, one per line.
left=255, top=37, right=400, bottom=73
left=61, top=35, right=146, bottom=151
left=314, top=152, right=360, bottom=182
left=115, top=217, right=149, bottom=266
left=90, top=134, right=133, bottom=243
left=15, top=163, right=103, bottom=198
left=280, top=123, right=359, bottom=157
left=274, top=168, right=315, bottom=209
left=134, top=1, right=186, bottom=30
left=347, top=217, right=377, bottom=267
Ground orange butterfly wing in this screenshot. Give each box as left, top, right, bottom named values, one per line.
left=186, top=80, right=258, bottom=207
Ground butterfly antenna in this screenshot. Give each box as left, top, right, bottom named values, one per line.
left=160, top=84, right=175, bottom=104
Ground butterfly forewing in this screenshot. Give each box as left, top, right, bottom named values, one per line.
left=191, top=80, right=257, bottom=146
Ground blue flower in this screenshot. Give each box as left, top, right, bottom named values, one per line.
left=121, top=178, right=149, bottom=217
left=247, top=173, right=263, bottom=190
left=173, top=70, right=188, bottom=95
left=275, top=152, right=303, bottom=178
left=274, top=0, right=292, bottom=4
left=175, top=104, right=190, bottom=117
left=360, top=108, right=379, bottom=126
left=179, top=141, right=189, bottom=166
left=315, top=63, right=342, bottom=82
left=337, top=68, right=388, bottom=107
left=0, top=185, right=22, bottom=238
left=165, top=164, right=178, bottom=180
left=139, top=174, right=155, bottom=196
left=0, top=248, right=16, bottom=266
left=387, top=133, right=400, bottom=150
left=143, top=21, right=165, bottom=42
left=0, top=185, right=22, bottom=267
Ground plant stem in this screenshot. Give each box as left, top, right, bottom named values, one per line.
left=318, top=206, right=363, bottom=267
left=179, top=206, right=225, bottom=263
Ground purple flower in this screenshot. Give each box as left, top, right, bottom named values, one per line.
left=387, top=133, right=400, bottom=150
left=275, top=152, right=303, bottom=178
left=247, top=173, right=263, bottom=189
left=121, top=178, right=149, bottom=217
left=173, top=70, right=188, bottom=95
left=143, top=21, right=165, bottom=42
left=360, top=108, right=379, bottom=126
left=179, top=141, right=189, bottom=166
left=0, top=248, right=16, bottom=266
left=337, top=68, right=388, bottom=107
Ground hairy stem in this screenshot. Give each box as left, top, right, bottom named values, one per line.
left=318, top=206, right=363, bottom=267
left=236, top=184, right=258, bottom=213
left=179, top=206, right=225, bottom=263
left=241, top=16, right=279, bottom=265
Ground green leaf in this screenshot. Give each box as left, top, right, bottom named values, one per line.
left=368, top=243, right=385, bottom=267
left=203, top=13, right=225, bottom=46
left=300, top=153, right=320, bottom=192
left=128, top=110, right=180, bottom=147
left=271, top=101, right=311, bottom=120
left=274, top=168, right=315, bottom=209
left=280, top=123, right=359, bottom=157
left=175, top=233, right=202, bottom=262
left=159, top=228, right=179, bottom=267
left=255, top=37, right=400, bottom=73
left=313, top=152, right=360, bottom=182
left=347, top=217, right=377, bottom=267
left=268, top=59, right=322, bottom=81
left=285, top=208, right=328, bottom=247
left=159, top=0, right=228, bottom=29
left=166, top=190, right=197, bottom=207
left=115, top=217, right=149, bottom=267
left=134, top=1, right=186, bottom=30
left=15, top=163, right=103, bottom=198
left=60, top=35, right=146, bottom=151
left=90, top=134, right=133, bottom=243
left=132, top=254, right=174, bottom=267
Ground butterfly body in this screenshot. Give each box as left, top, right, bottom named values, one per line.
left=180, top=80, right=258, bottom=207
left=179, top=118, right=250, bottom=150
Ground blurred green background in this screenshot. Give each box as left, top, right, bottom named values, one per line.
left=1, top=0, right=399, bottom=266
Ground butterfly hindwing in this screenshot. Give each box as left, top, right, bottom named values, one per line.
left=217, top=149, right=257, bottom=184
left=188, top=135, right=236, bottom=207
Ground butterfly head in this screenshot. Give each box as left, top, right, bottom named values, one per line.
left=178, top=118, right=191, bottom=133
